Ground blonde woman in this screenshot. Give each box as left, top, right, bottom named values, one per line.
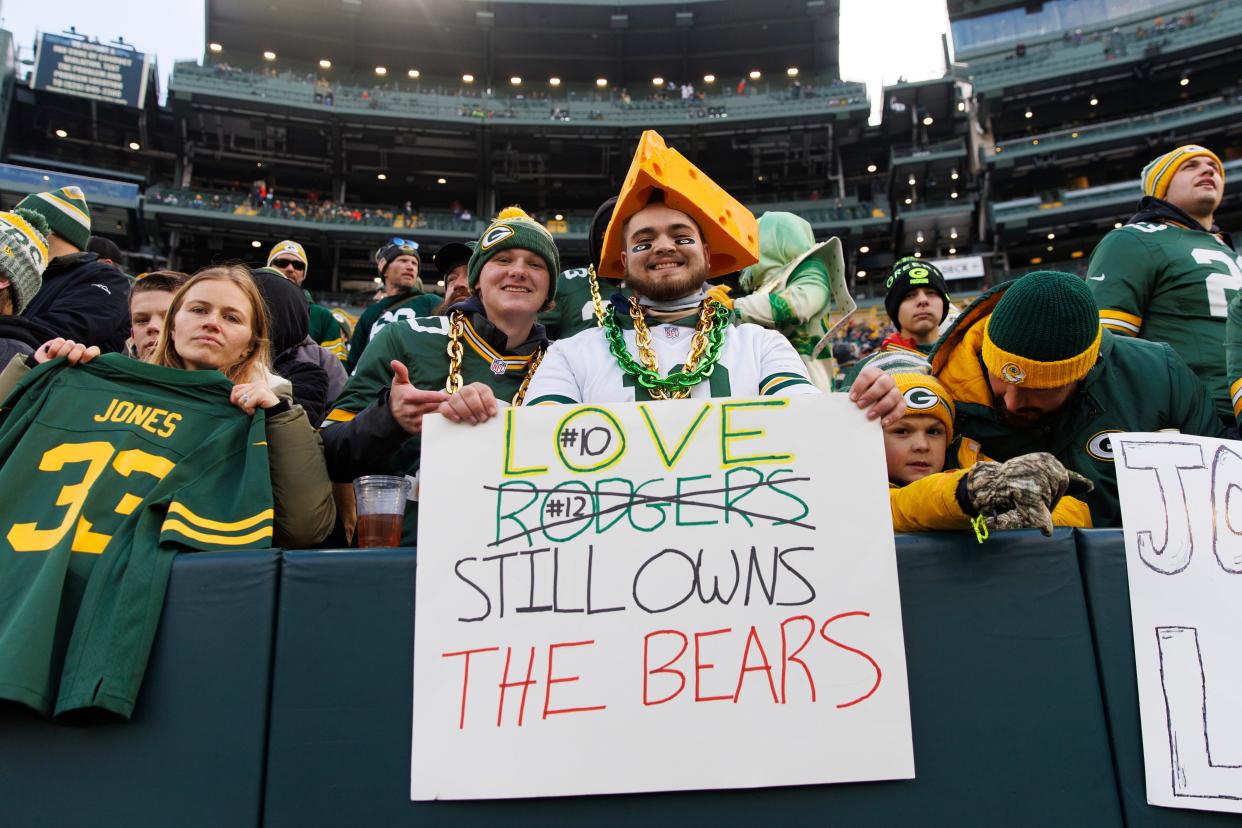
left=9, top=264, right=335, bottom=547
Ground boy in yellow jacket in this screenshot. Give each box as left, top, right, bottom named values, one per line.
left=885, top=372, right=1092, bottom=534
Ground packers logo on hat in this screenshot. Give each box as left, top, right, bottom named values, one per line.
left=481, top=224, right=515, bottom=250
left=903, top=386, right=941, bottom=411
left=1000, top=363, right=1027, bottom=384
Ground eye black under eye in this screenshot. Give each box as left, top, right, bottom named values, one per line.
left=631, top=243, right=652, bottom=252
left=675, top=238, right=696, bottom=245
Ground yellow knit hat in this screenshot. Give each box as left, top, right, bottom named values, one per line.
left=1141, top=145, right=1223, bottom=200
left=892, top=372, right=955, bottom=440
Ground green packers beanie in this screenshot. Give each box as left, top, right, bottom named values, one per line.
left=0, top=208, right=51, bottom=313
left=467, top=206, right=561, bottom=304
left=884, top=256, right=950, bottom=326
left=15, top=186, right=92, bottom=252
left=982, top=271, right=1101, bottom=389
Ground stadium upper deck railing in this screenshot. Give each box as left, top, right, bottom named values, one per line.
left=168, top=63, right=870, bottom=128
left=989, top=94, right=1242, bottom=162
left=990, top=156, right=1242, bottom=226
left=962, top=1, right=1242, bottom=93
left=890, top=138, right=967, bottom=168
left=143, top=186, right=890, bottom=239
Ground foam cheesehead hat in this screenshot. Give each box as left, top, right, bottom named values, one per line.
left=1141, top=145, right=1223, bottom=200
left=884, top=256, right=950, bottom=326
left=0, top=208, right=51, bottom=314
left=467, top=206, right=561, bottom=304
left=598, top=130, right=758, bottom=280
left=267, top=240, right=309, bottom=274
left=982, top=270, right=1101, bottom=389
left=15, top=186, right=91, bottom=252
left=891, top=372, right=954, bottom=440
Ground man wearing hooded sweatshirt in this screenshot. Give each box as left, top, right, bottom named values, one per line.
left=253, top=267, right=338, bottom=424
left=1087, top=145, right=1240, bottom=426
left=321, top=207, right=557, bottom=545
left=14, top=187, right=129, bottom=353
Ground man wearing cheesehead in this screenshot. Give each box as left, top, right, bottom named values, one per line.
left=266, top=240, right=347, bottom=362
left=519, top=130, right=903, bottom=421
left=1087, top=145, right=1239, bottom=427
left=931, top=269, right=1224, bottom=528
left=321, top=207, right=557, bottom=545
left=731, top=210, right=856, bottom=390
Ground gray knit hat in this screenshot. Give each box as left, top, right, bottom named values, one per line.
left=0, top=208, right=51, bottom=313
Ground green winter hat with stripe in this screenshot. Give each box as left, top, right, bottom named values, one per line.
left=467, top=206, right=560, bottom=305
left=982, top=271, right=1101, bottom=389
left=15, top=186, right=92, bottom=252
left=1141, top=145, right=1223, bottom=200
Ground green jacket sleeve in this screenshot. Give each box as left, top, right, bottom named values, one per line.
left=1227, top=292, right=1242, bottom=428
left=1087, top=228, right=1156, bottom=336
left=1163, top=341, right=1229, bottom=438
left=328, top=322, right=406, bottom=421
left=266, top=405, right=336, bottom=548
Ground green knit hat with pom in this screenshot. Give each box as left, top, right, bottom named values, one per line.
left=0, top=207, right=51, bottom=313
left=983, top=271, right=1101, bottom=389
left=467, top=206, right=560, bottom=305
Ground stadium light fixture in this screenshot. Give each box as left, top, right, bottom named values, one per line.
left=510, top=76, right=522, bottom=85
left=858, top=245, right=870, bottom=253
left=319, top=59, right=332, bottom=69
left=437, top=280, right=445, bottom=287
left=749, top=70, right=761, bottom=80
left=1071, top=132, right=1079, bottom=138
left=209, top=42, right=223, bottom=53
left=1089, top=96, right=1099, bottom=106
left=1024, top=109, right=1033, bottom=119
left=950, top=169, right=959, bottom=180
left=263, top=51, right=276, bottom=61
left=128, top=141, right=141, bottom=151
left=915, top=232, right=925, bottom=244
left=408, top=69, right=420, bottom=79
left=922, top=116, right=934, bottom=126
left=913, top=251, right=921, bottom=258
left=866, top=164, right=878, bottom=173
left=1031, top=139, right=1039, bottom=146
left=1114, top=222, right=1123, bottom=229
left=596, top=78, right=608, bottom=88
left=251, top=240, right=262, bottom=248
left=1030, top=257, right=1042, bottom=265
left=554, top=214, right=564, bottom=221
left=377, top=173, right=387, bottom=180
left=437, top=177, right=447, bottom=185
left=951, top=191, right=959, bottom=199
left=703, top=74, right=716, bottom=84
left=957, top=101, right=965, bottom=112
left=994, top=146, right=1003, bottom=154
left=787, top=67, right=799, bottom=77
left=1071, top=250, right=1085, bottom=259
left=54, top=129, right=68, bottom=138
left=1179, top=76, right=1189, bottom=87
left=903, top=197, right=912, bottom=205
left=375, top=66, right=387, bottom=76
left=907, top=176, right=916, bottom=186
left=856, top=270, right=866, bottom=278
left=949, top=229, right=958, bottom=239
left=1047, top=232, right=1055, bottom=240
left=462, top=74, right=475, bottom=83
left=653, top=77, right=664, bottom=86
left=1046, top=245, right=1054, bottom=252
left=549, top=77, right=561, bottom=86
left=948, top=248, right=956, bottom=255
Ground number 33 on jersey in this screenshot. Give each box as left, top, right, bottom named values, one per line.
left=0, top=355, right=274, bottom=719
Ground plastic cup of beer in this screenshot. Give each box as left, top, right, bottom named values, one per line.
left=353, top=475, right=411, bottom=548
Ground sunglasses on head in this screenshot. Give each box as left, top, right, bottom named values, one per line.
left=271, top=258, right=306, bottom=271
left=388, top=237, right=419, bottom=249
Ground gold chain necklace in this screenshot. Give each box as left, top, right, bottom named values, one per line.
left=627, top=298, right=716, bottom=400
left=444, top=310, right=545, bottom=406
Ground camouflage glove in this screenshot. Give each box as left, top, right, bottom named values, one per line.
left=965, top=453, right=1093, bottom=536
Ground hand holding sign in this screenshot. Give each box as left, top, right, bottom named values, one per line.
left=438, top=381, right=501, bottom=425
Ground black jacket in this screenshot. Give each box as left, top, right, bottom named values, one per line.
left=20, top=252, right=130, bottom=353
left=254, top=269, right=330, bottom=424
left=0, top=315, right=46, bottom=368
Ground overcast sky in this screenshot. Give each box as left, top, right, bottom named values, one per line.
left=6, top=0, right=951, bottom=119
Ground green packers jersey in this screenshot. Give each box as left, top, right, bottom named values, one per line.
left=1226, top=291, right=1242, bottom=427
left=1088, top=220, right=1242, bottom=422
left=540, top=267, right=602, bottom=340
left=345, top=291, right=442, bottom=374
left=0, top=355, right=274, bottom=718
left=326, top=314, right=538, bottom=545
left=307, top=299, right=346, bottom=362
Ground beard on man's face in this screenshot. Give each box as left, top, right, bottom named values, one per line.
left=624, top=256, right=710, bottom=302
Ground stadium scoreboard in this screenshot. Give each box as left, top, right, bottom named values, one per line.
left=30, top=33, right=151, bottom=108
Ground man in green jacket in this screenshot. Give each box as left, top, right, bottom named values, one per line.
left=344, top=239, right=440, bottom=373
left=1087, top=145, right=1240, bottom=426
left=266, top=240, right=347, bottom=362
left=931, top=270, right=1225, bottom=527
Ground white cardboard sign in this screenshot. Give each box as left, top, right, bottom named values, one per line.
left=411, top=394, right=914, bottom=800
left=1115, top=432, right=1242, bottom=814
